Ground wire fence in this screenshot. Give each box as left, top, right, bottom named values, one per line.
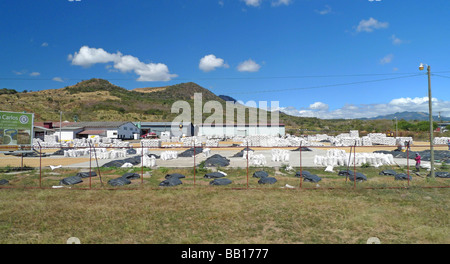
left=1, top=142, right=449, bottom=191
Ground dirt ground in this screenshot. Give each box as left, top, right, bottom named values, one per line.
left=1, top=140, right=448, bottom=168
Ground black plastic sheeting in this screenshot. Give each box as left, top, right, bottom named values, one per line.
left=165, top=173, right=186, bottom=179
left=434, top=171, right=450, bottom=178
left=252, top=171, right=269, bottom=178
left=291, top=147, right=313, bottom=152
left=179, top=148, right=203, bottom=157
left=374, top=150, right=450, bottom=164
left=204, top=154, right=230, bottom=167
left=159, top=177, right=183, bottom=187
left=338, top=170, right=367, bottom=181
left=0, top=179, right=9, bottom=185
left=232, top=148, right=254, bottom=157
left=101, top=155, right=142, bottom=167
left=210, top=178, right=232, bottom=186
left=122, top=172, right=140, bottom=180
left=394, top=173, right=412, bottom=181
left=294, top=170, right=322, bottom=182
left=204, top=172, right=226, bottom=179
left=76, top=171, right=97, bottom=178
left=108, top=177, right=131, bottom=186
left=379, top=170, right=397, bottom=176
left=60, top=176, right=83, bottom=185
left=107, top=172, right=140, bottom=186
left=258, top=177, right=277, bottom=184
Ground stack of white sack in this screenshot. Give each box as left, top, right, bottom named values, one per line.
left=271, top=149, right=290, bottom=162
left=136, top=148, right=150, bottom=155
left=434, top=137, right=450, bottom=144
left=242, top=150, right=254, bottom=159
left=141, top=139, right=162, bottom=148
left=160, top=151, right=178, bottom=160
left=141, top=155, right=157, bottom=167
left=203, top=148, right=211, bottom=157
left=64, top=149, right=91, bottom=157
left=205, top=139, right=219, bottom=147
left=314, top=149, right=394, bottom=167
left=250, top=154, right=267, bottom=166
left=181, top=137, right=202, bottom=147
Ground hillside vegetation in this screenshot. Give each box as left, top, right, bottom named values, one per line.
left=1, top=78, right=447, bottom=139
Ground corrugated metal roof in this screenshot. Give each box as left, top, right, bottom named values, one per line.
left=64, top=121, right=132, bottom=128
left=136, top=122, right=192, bottom=126
left=78, top=130, right=106, bottom=135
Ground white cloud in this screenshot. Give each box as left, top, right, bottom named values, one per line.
left=52, top=77, right=64, bottom=82
left=356, top=17, right=389, bottom=33
left=68, top=46, right=120, bottom=67
left=242, top=0, right=262, bottom=7
left=309, top=102, right=329, bottom=111
left=13, top=70, right=25, bottom=75
left=68, top=46, right=177, bottom=81
left=237, top=59, right=261, bottom=72
left=29, top=72, right=40, bottom=76
left=41, top=42, right=49, bottom=47
left=199, top=54, right=229, bottom=72
left=271, top=0, right=292, bottom=6
left=316, top=5, right=331, bottom=15
left=391, top=34, right=402, bottom=45
left=279, top=96, right=450, bottom=119
left=380, top=54, right=394, bottom=64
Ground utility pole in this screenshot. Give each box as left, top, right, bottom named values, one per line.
left=427, top=65, right=435, bottom=179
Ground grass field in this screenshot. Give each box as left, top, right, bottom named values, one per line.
left=0, top=165, right=449, bottom=244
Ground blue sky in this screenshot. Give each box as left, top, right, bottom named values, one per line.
left=1, top=0, right=450, bottom=119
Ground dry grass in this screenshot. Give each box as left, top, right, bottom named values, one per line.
left=0, top=165, right=449, bottom=244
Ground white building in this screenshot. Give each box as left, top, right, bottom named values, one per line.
left=197, top=123, right=285, bottom=137
left=58, top=121, right=139, bottom=141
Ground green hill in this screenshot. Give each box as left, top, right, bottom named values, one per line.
left=0, top=78, right=418, bottom=136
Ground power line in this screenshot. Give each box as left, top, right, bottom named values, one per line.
left=0, top=71, right=428, bottom=82
left=224, top=73, right=424, bottom=95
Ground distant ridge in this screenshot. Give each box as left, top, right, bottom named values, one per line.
left=361, top=111, right=450, bottom=121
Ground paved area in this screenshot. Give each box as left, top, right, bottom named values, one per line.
left=63, top=147, right=420, bottom=169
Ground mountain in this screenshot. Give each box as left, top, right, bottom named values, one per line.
left=363, top=111, right=450, bottom=121
left=0, top=78, right=266, bottom=123
left=0, top=78, right=408, bottom=135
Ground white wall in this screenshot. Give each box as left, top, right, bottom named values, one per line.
left=60, top=129, right=82, bottom=141
left=198, top=125, right=285, bottom=137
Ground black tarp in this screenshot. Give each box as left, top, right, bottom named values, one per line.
left=76, top=171, right=97, bottom=178
left=165, top=173, right=186, bottom=179
left=122, top=172, right=140, bottom=180
left=209, top=178, right=232, bottom=186
left=374, top=150, right=450, bottom=164
left=179, top=147, right=203, bottom=157
left=258, top=177, right=277, bottom=184
left=394, top=173, right=412, bottom=181
left=101, top=155, right=142, bottom=168
left=0, top=179, right=9, bottom=185
left=232, top=148, right=254, bottom=157
left=204, top=154, right=230, bottom=167
left=252, top=171, right=269, bottom=178
left=434, top=171, right=450, bottom=178
left=204, top=172, right=226, bottom=179
left=60, top=176, right=83, bottom=185
left=291, top=147, right=313, bottom=151
left=295, top=171, right=321, bottom=182
left=159, top=177, right=183, bottom=187
left=347, top=172, right=367, bottom=181
left=108, top=177, right=131, bottom=186
left=379, top=170, right=397, bottom=176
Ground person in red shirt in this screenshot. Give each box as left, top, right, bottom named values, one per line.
left=414, top=153, right=421, bottom=172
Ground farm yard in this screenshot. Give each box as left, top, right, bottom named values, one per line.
left=1, top=135, right=449, bottom=244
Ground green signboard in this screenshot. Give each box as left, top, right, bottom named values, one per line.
left=0, top=111, right=34, bottom=149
